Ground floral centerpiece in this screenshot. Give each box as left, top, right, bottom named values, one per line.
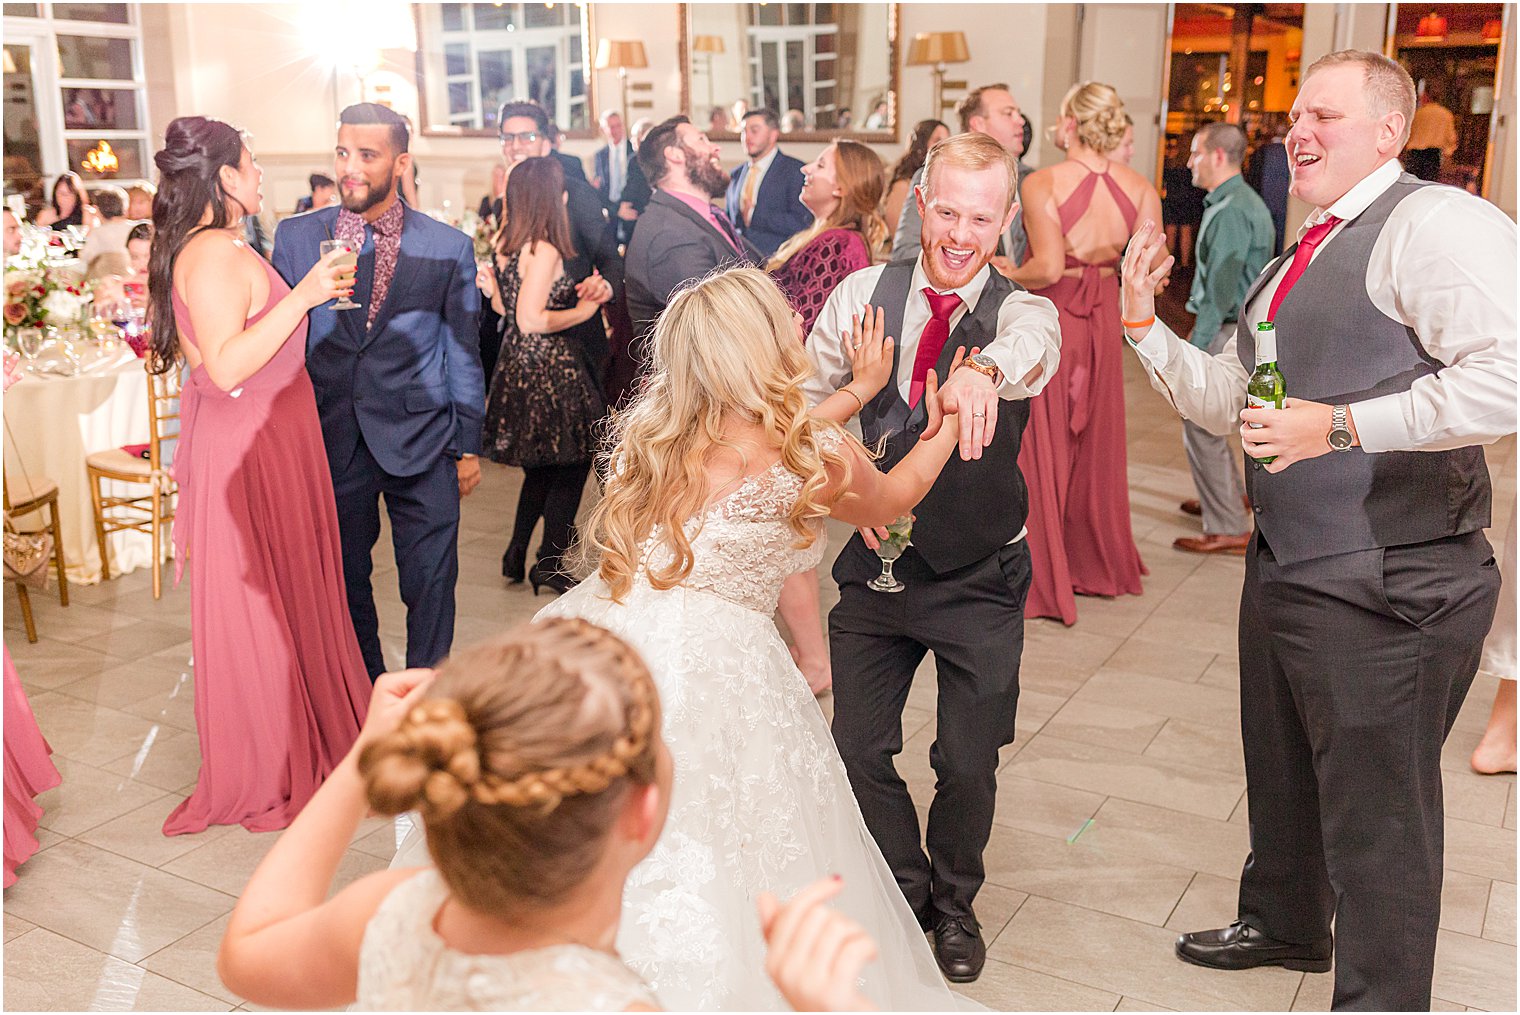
left=4, top=261, right=88, bottom=332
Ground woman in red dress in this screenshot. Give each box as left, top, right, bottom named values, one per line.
left=147, top=116, right=373, bottom=834
left=1004, top=83, right=1166, bottom=625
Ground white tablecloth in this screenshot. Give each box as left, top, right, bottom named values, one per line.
left=3, top=352, right=157, bottom=585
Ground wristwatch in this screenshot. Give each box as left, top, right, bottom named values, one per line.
left=959, top=352, right=1002, bottom=385
left=1327, top=405, right=1354, bottom=452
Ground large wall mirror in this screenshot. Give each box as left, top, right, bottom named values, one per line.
left=680, top=2, right=899, bottom=141
left=414, top=2, right=596, bottom=137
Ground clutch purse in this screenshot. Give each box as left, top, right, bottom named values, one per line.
left=3, top=522, right=52, bottom=591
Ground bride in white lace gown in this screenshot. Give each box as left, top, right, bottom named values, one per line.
left=395, top=269, right=973, bottom=1009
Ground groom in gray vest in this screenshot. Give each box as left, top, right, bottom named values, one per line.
left=804, top=133, right=1062, bottom=983
left=1120, top=51, right=1515, bottom=1010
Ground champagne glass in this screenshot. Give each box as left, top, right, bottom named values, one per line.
left=17, top=327, right=43, bottom=361
left=868, top=514, right=914, bottom=593
left=319, top=239, right=360, bottom=311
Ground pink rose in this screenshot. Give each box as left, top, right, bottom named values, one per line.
left=3, top=301, right=26, bottom=326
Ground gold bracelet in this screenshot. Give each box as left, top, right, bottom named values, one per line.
left=840, top=387, right=865, bottom=413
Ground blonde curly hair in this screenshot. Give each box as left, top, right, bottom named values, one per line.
left=359, top=619, right=660, bottom=914
left=1060, top=81, right=1130, bottom=155
left=584, top=266, right=858, bottom=602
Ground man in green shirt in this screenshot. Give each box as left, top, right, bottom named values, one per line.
left=1176, top=122, right=1277, bottom=555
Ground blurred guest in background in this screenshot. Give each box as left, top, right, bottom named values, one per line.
left=476, top=163, right=506, bottom=223
left=707, top=105, right=729, bottom=135
left=1404, top=81, right=1458, bottom=182
left=295, top=173, right=336, bottom=214
left=782, top=108, right=806, bottom=133
left=1006, top=81, right=1164, bottom=626
left=80, top=184, right=132, bottom=269
left=769, top=140, right=886, bottom=334
left=477, top=156, right=611, bottom=594
left=1162, top=136, right=1204, bottom=267
left=593, top=108, right=636, bottom=245
left=125, top=182, right=155, bottom=220
left=883, top=118, right=949, bottom=235
left=728, top=108, right=811, bottom=258
left=3, top=208, right=21, bottom=256
left=34, top=172, right=91, bottom=230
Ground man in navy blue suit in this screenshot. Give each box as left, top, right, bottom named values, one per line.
left=272, top=103, right=484, bottom=680
left=725, top=107, right=811, bottom=258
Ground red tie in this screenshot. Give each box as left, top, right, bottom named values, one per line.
left=1266, top=215, right=1341, bottom=322
left=909, top=288, right=963, bottom=407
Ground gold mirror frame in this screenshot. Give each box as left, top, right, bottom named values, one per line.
left=677, top=2, right=901, bottom=143
left=412, top=2, right=603, bottom=140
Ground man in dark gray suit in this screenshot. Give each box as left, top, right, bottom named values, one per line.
left=624, top=116, right=761, bottom=373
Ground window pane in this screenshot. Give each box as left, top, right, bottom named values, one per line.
left=526, top=45, right=555, bottom=114
left=67, top=137, right=144, bottom=180
left=3, top=4, right=40, bottom=17
left=445, top=42, right=469, bottom=76
left=477, top=49, right=513, bottom=119
left=473, top=3, right=516, bottom=31
left=448, top=81, right=472, bottom=115
left=4, top=43, right=45, bottom=207
left=52, top=3, right=130, bottom=22
left=62, top=87, right=138, bottom=129
left=524, top=3, right=561, bottom=29
left=755, top=4, right=782, bottom=27
left=441, top=3, right=465, bottom=31
left=788, top=5, right=810, bottom=26
left=57, top=35, right=134, bottom=80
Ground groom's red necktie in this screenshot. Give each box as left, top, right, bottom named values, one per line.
left=909, top=289, right=963, bottom=408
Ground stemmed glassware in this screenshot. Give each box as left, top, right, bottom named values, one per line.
left=868, top=514, right=914, bottom=593
left=319, top=239, right=360, bottom=311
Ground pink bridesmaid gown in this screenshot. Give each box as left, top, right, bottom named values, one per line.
left=163, top=247, right=371, bottom=836
left=5, top=646, right=61, bottom=886
left=1019, top=167, right=1148, bottom=626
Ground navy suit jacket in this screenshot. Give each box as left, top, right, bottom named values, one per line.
left=554, top=150, right=588, bottom=185
left=725, top=150, right=811, bottom=257
left=592, top=140, right=636, bottom=209
left=271, top=204, right=485, bottom=480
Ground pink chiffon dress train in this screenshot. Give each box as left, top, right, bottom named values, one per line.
left=162, top=248, right=371, bottom=836
left=1019, top=167, right=1147, bottom=626
left=4, top=646, right=61, bottom=886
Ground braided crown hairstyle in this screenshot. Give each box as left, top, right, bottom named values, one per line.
left=146, top=116, right=249, bottom=373
left=359, top=619, right=661, bottom=913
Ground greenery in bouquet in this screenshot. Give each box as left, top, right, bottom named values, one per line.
left=4, top=261, right=88, bottom=330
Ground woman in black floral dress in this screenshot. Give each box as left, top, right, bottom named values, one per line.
left=478, top=156, right=611, bottom=594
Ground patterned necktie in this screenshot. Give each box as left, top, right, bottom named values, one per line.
left=741, top=161, right=761, bottom=225
left=1266, top=215, right=1341, bottom=322
left=909, top=288, right=963, bottom=408
left=710, top=206, right=745, bottom=256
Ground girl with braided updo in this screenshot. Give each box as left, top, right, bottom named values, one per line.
left=219, top=620, right=879, bottom=1012
left=1000, top=82, right=1168, bottom=626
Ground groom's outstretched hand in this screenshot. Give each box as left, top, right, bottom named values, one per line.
left=936, top=345, right=997, bottom=460
left=758, top=877, right=879, bottom=1012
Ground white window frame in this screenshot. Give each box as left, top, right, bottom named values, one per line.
left=436, top=3, right=586, bottom=132
left=2, top=3, right=150, bottom=187
left=745, top=6, right=837, bottom=125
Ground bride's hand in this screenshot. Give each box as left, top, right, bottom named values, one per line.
left=843, top=306, right=894, bottom=403
left=353, top=668, right=436, bottom=754
left=788, top=644, right=832, bottom=696
left=759, top=878, right=879, bottom=1012
left=916, top=344, right=962, bottom=442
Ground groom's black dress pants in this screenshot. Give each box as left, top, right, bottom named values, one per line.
left=829, top=538, right=1030, bottom=922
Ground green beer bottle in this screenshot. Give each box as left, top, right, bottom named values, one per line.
left=1246, top=321, right=1285, bottom=465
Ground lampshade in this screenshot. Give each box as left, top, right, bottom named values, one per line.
left=595, top=38, right=649, bottom=71
left=906, top=31, right=970, bottom=67
left=693, top=34, right=725, bottom=55
left=1483, top=18, right=1503, bottom=40
left=1415, top=12, right=1448, bottom=38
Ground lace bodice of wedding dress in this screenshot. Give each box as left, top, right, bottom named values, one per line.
left=355, top=869, right=658, bottom=1012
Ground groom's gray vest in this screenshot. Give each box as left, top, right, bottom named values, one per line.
left=1237, top=173, right=1491, bottom=565
left=853, top=261, right=1031, bottom=574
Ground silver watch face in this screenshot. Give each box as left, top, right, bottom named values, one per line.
left=1328, top=428, right=1354, bottom=451
left=969, top=353, right=997, bottom=368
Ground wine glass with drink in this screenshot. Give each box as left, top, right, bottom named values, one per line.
left=868, top=514, right=914, bottom=593
left=319, top=239, right=360, bottom=311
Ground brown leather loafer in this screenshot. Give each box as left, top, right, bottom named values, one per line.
left=1173, top=533, right=1250, bottom=555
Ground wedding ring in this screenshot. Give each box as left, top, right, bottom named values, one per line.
left=972, top=411, right=986, bottom=418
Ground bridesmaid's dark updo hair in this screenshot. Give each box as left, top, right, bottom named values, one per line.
left=147, top=116, right=250, bottom=372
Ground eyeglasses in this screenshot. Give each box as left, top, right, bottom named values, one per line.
left=499, top=131, right=542, bottom=146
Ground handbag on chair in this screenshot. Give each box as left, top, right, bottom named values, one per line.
left=3, top=519, right=51, bottom=592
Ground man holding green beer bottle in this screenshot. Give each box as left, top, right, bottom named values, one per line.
left=1117, top=51, right=1515, bottom=1010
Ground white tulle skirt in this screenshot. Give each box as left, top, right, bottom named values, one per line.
left=392, top=576, right=958, bottom=1010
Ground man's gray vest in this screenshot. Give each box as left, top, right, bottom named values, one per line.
left=860, top=261, right=1031, bottom=574
left=1236, top=173, right=1491, bottom=565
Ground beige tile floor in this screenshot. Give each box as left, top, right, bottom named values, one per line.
left=4, top=355, right=1515, bottom=1012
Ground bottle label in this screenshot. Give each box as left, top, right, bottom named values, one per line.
left=1245, top=391, right=1278, bottom=427
left=1256, top=330, right=1277, bottom=366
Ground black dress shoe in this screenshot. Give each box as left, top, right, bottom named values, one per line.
left=528, top=563, right=576, bottom=596
left=1175, top=922, right=1332, bottom=973
left=932, top=914, right=986, bottom=983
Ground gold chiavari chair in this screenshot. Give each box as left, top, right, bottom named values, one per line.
left=85, top=357, right=181, bottom=599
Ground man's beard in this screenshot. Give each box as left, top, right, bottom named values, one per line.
left=340, top=173, right=396, bottom=215
left=681, top=144, right=730, bottom=199
left=921, top=237, right=991, bottom=291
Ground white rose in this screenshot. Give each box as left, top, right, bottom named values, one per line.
left=42, top=290, right=83, bottom=322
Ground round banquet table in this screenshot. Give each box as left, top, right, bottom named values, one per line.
left=3, top=350, right=159, bottom=585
